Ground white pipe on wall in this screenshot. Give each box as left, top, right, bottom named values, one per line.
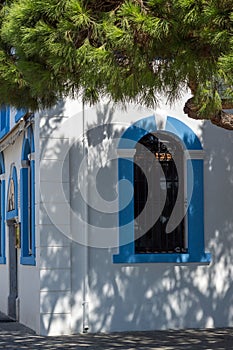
left=82, top=100, right=89, bottom=333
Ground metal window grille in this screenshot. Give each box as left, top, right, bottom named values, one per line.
left=134, top=133, right=186, bottom=254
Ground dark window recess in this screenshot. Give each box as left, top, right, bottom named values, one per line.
left=0, top=105, right=7, bottom=132
left=134, top=133, right=186, bottom=254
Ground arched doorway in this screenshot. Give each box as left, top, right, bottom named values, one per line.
left=6, top=165, right=19, bottom=320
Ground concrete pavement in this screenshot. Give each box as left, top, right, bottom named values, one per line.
left=1, top=312, right=233, bottom=349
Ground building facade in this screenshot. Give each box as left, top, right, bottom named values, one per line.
left=0, top=96, right=233, bottom=335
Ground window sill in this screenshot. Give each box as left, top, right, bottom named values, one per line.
left=0, top=256, right=6, bottom=264
left=20, top=256, right=36, bottom=266
left=113, top=252, right=211, bottom=264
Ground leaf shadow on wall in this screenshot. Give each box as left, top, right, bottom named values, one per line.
left=39, top=103, right=233, bottom=337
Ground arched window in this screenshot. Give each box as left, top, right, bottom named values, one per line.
left=8, top=178, right=15, bottom=211
left=6, top=165, right=18, bottom=220
left=20, top=126, right=35, bottom=265
left=113, top=116, right=211, bottom=264
left=0, top=152, right=6, bottom=264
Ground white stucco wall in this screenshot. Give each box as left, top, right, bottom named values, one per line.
left=0, top=267, right=8, bottom=314
left=13, top=95, right=231, bottom=335
left=37, top=103, right=74, bottom=335
left=66, top=97, right=233, bottom=333
left=0, top=127, right=40, bottom=332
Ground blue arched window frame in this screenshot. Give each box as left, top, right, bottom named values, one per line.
left=0, top=152, right=6, bottom=264
left=6, top=165, right=18, bottom=220
left=20, top=126, right=36, bottom=265
left=113, top=116, right=211, bottom=264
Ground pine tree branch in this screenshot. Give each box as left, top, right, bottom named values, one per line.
left=184, top=97, right=233, bottom=130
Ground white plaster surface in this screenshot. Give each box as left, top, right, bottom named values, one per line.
left=0, top=266, right=8, bottom=314
left=40, top=268, right=71, bottom=292
left=40, top=159, right=69, bottom=182
left=0, top=125, right=40, bottom=333
left=40, top=247, right=71, bottom=269
left=39, top=202, right=70, bottom=226
left=1, top=98, right=233, bottom=336
left=40, top=291, right=71, bottom=314
left=39, top=224, right=71, bottom=247
left=68, top=99, right=233, bottom=334
left=40, top=312, right=71, bottom=336
left=18, top=265, right=40, bottom=332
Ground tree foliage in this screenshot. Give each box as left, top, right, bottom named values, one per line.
left=0, top=0, right=232, bottom=128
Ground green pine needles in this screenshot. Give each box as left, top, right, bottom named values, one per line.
left=0, top=0, right=232, bottom=128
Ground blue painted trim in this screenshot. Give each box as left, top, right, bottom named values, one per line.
left=20, top=167, right=29, bottom=258
left=113, top=115, right=211, bottom=265
left=113, top=252, right=211, bottom=264
left=0, top=106, right=10, bottom=140
left=0, top=257, right=6, bottom=264
left=118, top=158, right=135, bottom=255
left=30, top=159, right=36, bottom=258
left=0, top=179, right=6, bottom=264
left=20, top=256, right=36, bottom=265
left=165, top=117, right=203, bottom=150
left=15, top=108, right=27, bottom=123
left=187, top=159, right=205, bottom=257
left=6, top=166, right=18, bottom=220
left=21, top=138, right=30, bottom=161
left=20, top=130, right=36, bottom=265
left=118, top=115, right=156, bottom=149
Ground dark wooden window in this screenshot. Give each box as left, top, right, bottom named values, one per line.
left=134, top=133, right=186, bottom=254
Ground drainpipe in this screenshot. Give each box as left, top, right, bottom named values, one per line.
left=82, top=99, right=89, bottom=333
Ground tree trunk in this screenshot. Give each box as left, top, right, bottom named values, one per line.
left=184, top=97, right=233, bottom=130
